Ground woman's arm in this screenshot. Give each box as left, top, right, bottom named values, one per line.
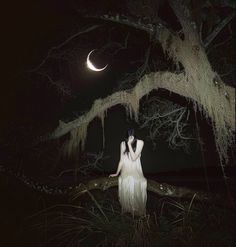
left=109, top=161, right=123, bottom=177
left=128, top=140, right=144, bottom=161
left=109, top=142, right=124, bottom=177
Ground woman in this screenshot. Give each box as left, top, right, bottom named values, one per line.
left=109, top=129, right=147, bottom=217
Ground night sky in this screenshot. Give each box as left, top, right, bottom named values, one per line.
left=1, top=1, right=235, bottom=247
left=1, top=0, right=233, bottom=175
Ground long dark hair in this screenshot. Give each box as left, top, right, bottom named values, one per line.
left=123, top=128, right=137, bottom=155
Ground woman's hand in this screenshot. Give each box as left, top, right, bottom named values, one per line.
left=127, top=135, right=134, bottom=144
left=109, top=173, right=118, bottom=178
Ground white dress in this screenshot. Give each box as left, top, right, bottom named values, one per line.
left=118, top=141, right=147, bottom=216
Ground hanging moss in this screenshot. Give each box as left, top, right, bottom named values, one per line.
left=63, top=123, right=88, bottom=157
left=159, top=29, right=235, bottom=165
left=56, top=27, right=234, bottom=164
left=98, top=108, right=108, bottom=149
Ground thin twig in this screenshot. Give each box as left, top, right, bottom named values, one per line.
left=29, top=24, right=102, bottom=72
left=204, top=11, right=235, bottom=48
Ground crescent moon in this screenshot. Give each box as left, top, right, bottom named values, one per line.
left=86, top=50, right=108, bottom=72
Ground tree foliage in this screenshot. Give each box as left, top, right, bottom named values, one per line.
left=34, top=0, right=235, bottom=167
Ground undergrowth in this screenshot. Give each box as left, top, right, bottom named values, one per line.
left=25, top=189, right=236, bottom=247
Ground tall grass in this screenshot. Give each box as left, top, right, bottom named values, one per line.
left=26, top=190, right=235, bottom=247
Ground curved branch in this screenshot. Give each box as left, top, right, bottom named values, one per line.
left=43, top=71, right=234, bottom=144
left=29, top=24, right=102, bottom=72
left=71, top=177, right=215, bottom=203
left=0, top=163, right=230, bottom=206
left=44, top=72, right=184, bottom=141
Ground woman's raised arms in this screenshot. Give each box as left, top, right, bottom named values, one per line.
left=128, top=139, right=144, bottom=161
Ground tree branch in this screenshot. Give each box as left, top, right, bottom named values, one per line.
left=71, top=177, right=216, bottom=203
left=37, top=71, right=72, bottom=97
left=139, top=96, right=196, bottom=152
left=84, top=12, right=178, bottom=45
left=29, top=24, right=102, bottom=72
left=42, top=70, right=234, bottom=145
left=168, top=0, right=198, bottom=41
left=212, top=0, right=236, bottom=8
left=204, top=11, right=235, bottom=48
left=42, top=72, right=184, bottom=141
left=0, top=164, right=230, bottom=207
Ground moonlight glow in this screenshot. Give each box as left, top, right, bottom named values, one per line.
left=86, top=49, right=108, bottom=72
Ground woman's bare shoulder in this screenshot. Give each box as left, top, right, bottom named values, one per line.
left=137, top=139, right=144, bottom=144
left=121, top=141, right=125, bottom=146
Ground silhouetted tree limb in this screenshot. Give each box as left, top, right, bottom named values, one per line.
left=71, top=176, right=212, bottom=202
left=30, top=24, right=102, bottom=72
left=204, top=11, right=235, bottom=48
left=139, top=96, right=196, bottom=152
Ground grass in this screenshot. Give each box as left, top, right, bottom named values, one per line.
left=26, top=189, right=235, bottom=247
